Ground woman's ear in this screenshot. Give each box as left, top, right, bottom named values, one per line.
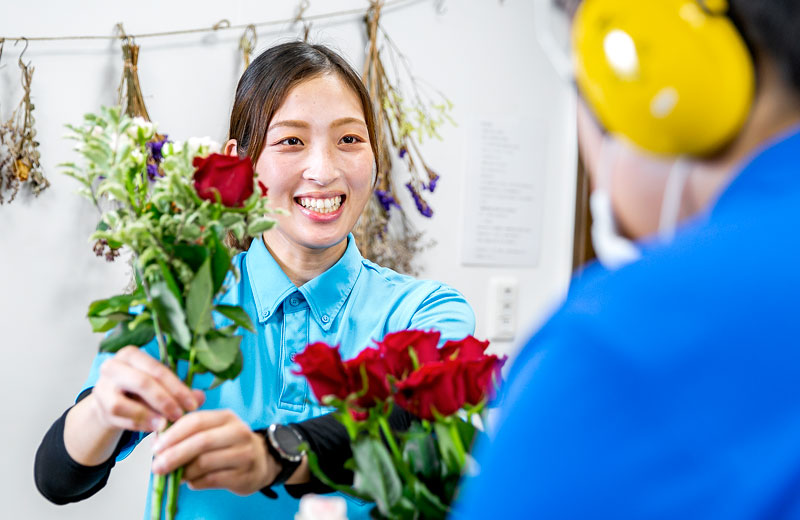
left=223, top=139, right=238, bottom=157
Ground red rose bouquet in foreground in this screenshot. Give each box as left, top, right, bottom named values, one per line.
left=294, top=330, right=506, bottom=519
left=63, top=107, right=276, bottom=520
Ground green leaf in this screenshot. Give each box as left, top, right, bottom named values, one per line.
left=186, top=258, right=213, bottom=334
left=352, top=437, right=403, bottom=516
left=213, top=304, right=255, bottom=333
left=195, top=334, right=240, bottom=374
left=402, top=423, right=440, bottom=480
left=433, top=422, right=465, bottom=477
left=150, top=281, right=192, bottom=348
left=246, top=217, right=275, bottom=236
left=87, top=293, right=140, bottom=317
left=407, top=479, right=449, bottom=519
left=167, top=243, right=208, bottom=272
left=157, top=259, right=184, bottom=306
left=99, top=319, right=156, bottom=353
left=454, top=417, right=478, bottom=451
left=206, top=349, right=244, bottom=388
left=209, top=232, right=231, bottom=294
left=89, top=312, right=133, bottom=333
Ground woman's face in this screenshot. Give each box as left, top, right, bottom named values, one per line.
left=254, top=73, right=374, bottom=252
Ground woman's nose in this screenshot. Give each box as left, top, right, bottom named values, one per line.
left=302, top=144, right=340, bottom=186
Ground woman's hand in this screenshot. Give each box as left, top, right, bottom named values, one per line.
left=151, top=409, right=278, bottom=496
left=90, top=346, right=205, bottom=433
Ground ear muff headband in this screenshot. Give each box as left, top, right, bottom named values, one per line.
left=572, top=0, right=755, bottom=156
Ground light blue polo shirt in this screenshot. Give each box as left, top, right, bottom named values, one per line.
left=81, top=234, right=475, bottom=519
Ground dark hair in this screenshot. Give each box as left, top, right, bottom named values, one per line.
left=728, top=0, right=800, bottom=91
left=229, top=41, right=379, bottom=170
left=225, top=41, right=379, bottom=250
left=554, top=0, right=800, bottom=91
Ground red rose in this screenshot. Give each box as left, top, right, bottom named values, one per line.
left=343, top=348, right=391, bottom=408
left=292, top=342, right=349, bottom=402
left=395, top=360, right=466, bottom=420
left=258, top=180, right=268, bottom=197
left=462, top=355, right=506, bottom=406
left=377, top=330, right=441, bottom=380
left=439, top=336, right=490, bottom=361
left=192, top=153, right=254, bottom=207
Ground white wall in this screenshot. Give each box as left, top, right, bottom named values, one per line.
left=0, top=1, right=576, bottom=518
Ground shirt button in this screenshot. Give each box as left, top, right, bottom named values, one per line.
left=262, top=310, right=270, bottom=319
left=290, top=353, right=297, bottom=362
left=290, top=297, right=299, bottom=306
left=321, top=314, right=330, bottom=323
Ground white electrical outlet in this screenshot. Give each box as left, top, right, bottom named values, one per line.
left=487, top=277, right=518, bottom=341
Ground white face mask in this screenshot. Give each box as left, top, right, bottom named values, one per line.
left=589, top=137, right=691, bottom=269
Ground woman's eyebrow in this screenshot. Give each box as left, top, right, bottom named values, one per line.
left=331, top=117, right=367, bottom=128
left=268, top=119, right=310, bottom=131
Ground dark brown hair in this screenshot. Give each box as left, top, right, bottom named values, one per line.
left=228, top=41, right=379, bottom=170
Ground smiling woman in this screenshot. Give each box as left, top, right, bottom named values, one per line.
left=34, top=41, right=475, bottom=520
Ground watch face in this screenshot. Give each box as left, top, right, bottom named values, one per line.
left=270, top=425, right=304, bottom=461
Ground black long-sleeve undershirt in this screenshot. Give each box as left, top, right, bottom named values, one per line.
left=34, top=390, right=415, bottom=504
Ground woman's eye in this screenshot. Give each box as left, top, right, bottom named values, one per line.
left=341, top=135, right=361, bottom=145
left=279, top=137, right=303, bottom=146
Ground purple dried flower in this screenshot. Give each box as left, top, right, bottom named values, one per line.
left=375, top=189, right=401, bottom=213
left=426, top=171, right=439, bottom=193
left=405, top=182, right=433, bottom=218
left=398, top=147, right=408, bottom=159
left=147, top=163, right=160, bottom=180
left=147, top=135, right=169, bottom=163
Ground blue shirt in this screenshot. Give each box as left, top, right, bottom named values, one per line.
left=81, top=234, right=475, bottom=519
left=457, top=128, right=800, bottom=519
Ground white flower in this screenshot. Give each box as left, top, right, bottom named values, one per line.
left=91, top=125, right=104, bottom=138
left=186, top=136, right=221, bottom=158
left=294, top=495, right=348, bottom=520
left=128, top=117, right=156, bottom=141
left=131, top=149, right=145, bottom=165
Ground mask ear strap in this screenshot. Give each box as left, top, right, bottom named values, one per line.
left=658, top=158, right=692, bottom=240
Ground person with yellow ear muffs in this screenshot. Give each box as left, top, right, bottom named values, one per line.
left=456, top=0, right=800, bottom=517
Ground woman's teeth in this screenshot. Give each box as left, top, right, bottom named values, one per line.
left=298, top=196, right=342, bottom=214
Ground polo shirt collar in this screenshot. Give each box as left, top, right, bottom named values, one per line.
left=245, top=234, right=363, bottom=331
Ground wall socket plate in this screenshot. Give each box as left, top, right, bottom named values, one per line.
left=487, top=277, right=518, bottom=342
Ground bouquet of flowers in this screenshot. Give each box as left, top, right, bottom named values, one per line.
left=62, top=107, right=276, bottom=520
left=293, top=330, right=506, bottom=520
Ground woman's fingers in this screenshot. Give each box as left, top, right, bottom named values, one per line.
left=99, top=356, right=184, bottom=422
left=116, top=346, right=200, bottom=412
left=152, top=410, right=251, bottom=474
left=181, top=443, right=255, bottom=482
left=91, top=382, right=165, bottom=432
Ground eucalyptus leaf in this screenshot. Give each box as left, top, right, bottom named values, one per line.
left=150, top=281, right=192, bottom=348
left=213, top=304, right=255, bottom=333
left=352, top=437, right=403, bottom=516
left=99, top=319, right=155, bottom=353
left=186, top=258, right=213, bottom=334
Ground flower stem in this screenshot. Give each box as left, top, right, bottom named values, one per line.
left=377, top=415, right=402, bottom=464
left=166, top=468, right=183, bottom=520
left=151, top=472, right=166, bottom=520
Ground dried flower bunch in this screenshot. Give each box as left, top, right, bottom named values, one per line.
left=0, top=39, right=50, bottom=204
left=357, top=1, right=455, bottom=274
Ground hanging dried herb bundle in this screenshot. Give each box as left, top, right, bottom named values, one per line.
left=358, top=1, right=453, bottom=274
left=0, top=39, right=50, bottom=204
left=118, top=36, right=151, bottom=121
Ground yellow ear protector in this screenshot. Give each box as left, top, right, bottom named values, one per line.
left=572, top=0, right=755, bottom=156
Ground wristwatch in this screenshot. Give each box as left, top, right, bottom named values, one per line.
left=263, top=423, right=306, bottom=490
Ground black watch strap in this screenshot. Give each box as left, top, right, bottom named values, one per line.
left=259, top=424, right=305, bottom=499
